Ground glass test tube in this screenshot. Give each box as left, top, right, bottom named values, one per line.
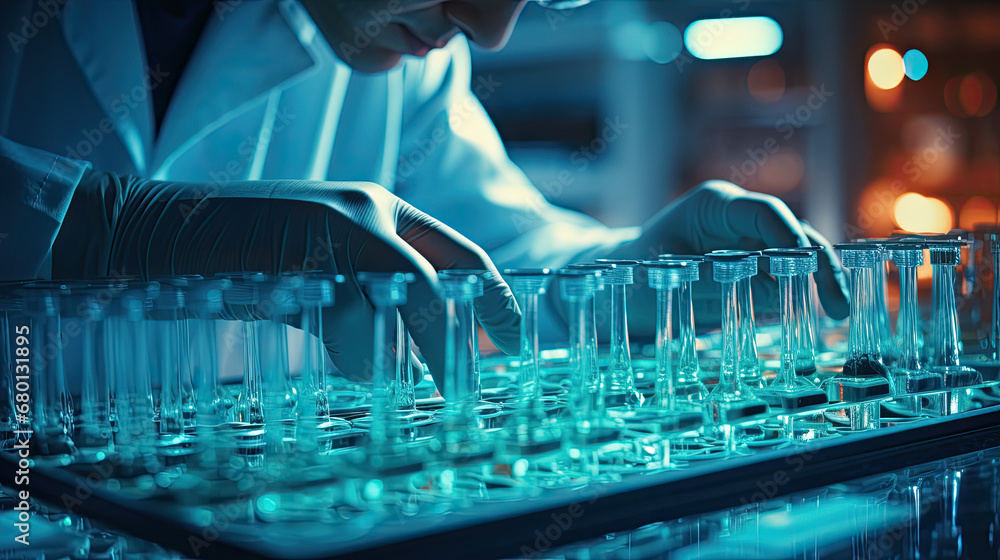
left=149, top=277, right=195, bottom=438
left=657, top=255, right=709, bottom=405
left=293, top=274, right=337, bottom=423
left=556, top=268, right=604, bottom=424
left=764, top=247, right=824, bottom=380
left=260, top=277, right=301, bottom=449
left=503, top=268, right=551, bottom=420
left=67, top=287, right=114, bottom=453
left=358, top=271, right=413, bottom=454
left=928, top=240, right=982, bottom=388
left=704, top=253, right=769, bottom=427
left=394, top=309, right=423, bottom=415
left=712, top=250, right=763, bottom=389
left=738, top=253, right=763, bottom=389
left=595, top=259, right=642, bottom=408
left=108, top=283, right=161, bottom=469
left=20, top=283, right=75, bottom=456
left=222, top=273, right=268, bottom=425
left=189, top=278, right=232, bottom=428
left=645, top=261, right=707, bottom=410
left=827, top=244, right=893, bottom=431
left=438, top=270, right=486, bottom=430
left=887, top=241, right=942, bottom=394
left=757, top=251, right=827, bottom=412
left=876, top=244, right=896, bottom=365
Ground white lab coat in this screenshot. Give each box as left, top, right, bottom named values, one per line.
left=0, top=0, right=635, bottom=284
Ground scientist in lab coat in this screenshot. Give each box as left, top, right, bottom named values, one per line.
left=0, top=0, right=848, bottom=381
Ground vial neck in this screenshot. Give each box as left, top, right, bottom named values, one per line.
left=931, top=264, right=961, bottom=367
left=895, top=265, right=922, bottom=369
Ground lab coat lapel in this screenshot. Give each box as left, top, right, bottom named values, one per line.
left=60, top=0, right=153, bottom=175
left=152, top=0, right=316, bottom=175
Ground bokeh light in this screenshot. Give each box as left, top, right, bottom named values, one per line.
left=867, top=48, right=905, bottom=90
left=747, top=59, right=786, bottom=103
left=958, top=196, right=997, bottom=230
left=893, top=193, right=954, bottom=233
left=756, top=148, right=804, bottom=193
left=611, top=20, right=683, bottom=64
left=902, top=49, right=928, bottom=80
left=945, top=72, right=997, bottom=117
left=644, top=22, right=683, bottom=64
left=684, top=17, right=783, bottom=60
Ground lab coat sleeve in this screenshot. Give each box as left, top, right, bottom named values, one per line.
left=0, top=135, right=91, bottom=280
left=394, top=38, right=638, bottom=337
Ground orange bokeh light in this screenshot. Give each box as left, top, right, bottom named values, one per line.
left=959, top=196, right=998, bottom=230
left=867, top=47, right=905, bottom=90
left=893, top=193, right=954, bottom=233
left=945, top=71, right=997, bottom=117
left=747, top=59, right=786, bottom=103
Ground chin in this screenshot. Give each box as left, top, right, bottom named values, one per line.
left=341, top=49, right=404, bottom=74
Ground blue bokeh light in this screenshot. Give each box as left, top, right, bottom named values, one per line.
left=903, top=49, right=928, bottom=80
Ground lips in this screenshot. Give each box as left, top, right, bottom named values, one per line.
left=399, top=25, right=434, bottom=57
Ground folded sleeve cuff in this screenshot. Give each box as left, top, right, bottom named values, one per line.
left=0, top=135, right=91, bottom=280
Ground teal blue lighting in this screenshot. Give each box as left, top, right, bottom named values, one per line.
left=903, top=49, right=928, bottom=80
left=683, top=17, right=783, bottom=60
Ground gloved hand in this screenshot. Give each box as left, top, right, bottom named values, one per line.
left=601, top=180, right=850, bottom=334
left=53, top=172, right=521, bottom=384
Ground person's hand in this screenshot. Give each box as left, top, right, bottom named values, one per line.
left=57, top=175, right=521, bottom=383
left=607, top=180, right=849, bottom=333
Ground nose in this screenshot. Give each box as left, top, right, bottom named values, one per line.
left=443, top=0, right=527, bottom=50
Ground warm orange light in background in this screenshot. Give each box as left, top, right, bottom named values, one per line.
left=893, top=192, right=954, bottom=233
left=959, top=196, right=998, bottom=230
left=945, top=72, right=997, bottom=117
left=756, top=148, right=804, bottom=194
left=865, top=45, right=904, bottom=112
left=747, top=59, right=786, bottom=103
left=868, top=48, right=905, bottom=90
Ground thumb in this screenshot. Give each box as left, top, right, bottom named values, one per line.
left=394, top=199, right=521, bottom=355
left=801, top=223, right=850, bottom=320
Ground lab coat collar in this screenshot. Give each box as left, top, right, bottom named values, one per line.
left=61, top=0, right=154, bottom=175
left=152, top=0, right=319, bottom=176
left=61, top=0, right=318, bottom=177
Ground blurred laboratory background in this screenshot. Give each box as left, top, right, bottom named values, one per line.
left=470, top=0, right=999, bottom=247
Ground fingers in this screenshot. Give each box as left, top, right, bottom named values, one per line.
left=801, top=223, right=850, bottom=320
left=394, top=200, right=521, bottom=356
left=725, top=191, right=811, bottom=250
left=349, top=229, right=450, bottom=383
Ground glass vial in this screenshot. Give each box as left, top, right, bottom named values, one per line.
left=757, top=251, right=827, bottom=411
left=827, top=243, right=894, bottom=431
left=927, top=240, right=982, bottom=388
left=704, top=253, right=769, bottom=425
left=595, top=259, right=643, bottom=408
left=887, top=241, right=942, bottom=394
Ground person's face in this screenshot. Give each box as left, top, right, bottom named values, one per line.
left=300, top=0, right=529, bottom=73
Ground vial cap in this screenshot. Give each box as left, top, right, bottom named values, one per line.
left=555, top=268, right=600, bottom=300
left=504, top=268, right=551, bottom=294
left=438, top=269, right=484, bottom=300
left=216, top=272, right=269, bottom=305
left=645, top=260, right=697, bottom=288
left=595, top=259, right=639, bottom=284
left=360, top=271, right=415, bottom=305
left=566, top=262, right=610, bottom=290
left=927, top=241, right=963, bottom=265
left=18, top=283, right=69, bottom=316
left=765, top=250, right=817, bottom=276
left=835, top=243, right=884, bottom=269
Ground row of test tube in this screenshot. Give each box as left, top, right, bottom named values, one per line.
left=1, top=231, right=998, bottom=489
